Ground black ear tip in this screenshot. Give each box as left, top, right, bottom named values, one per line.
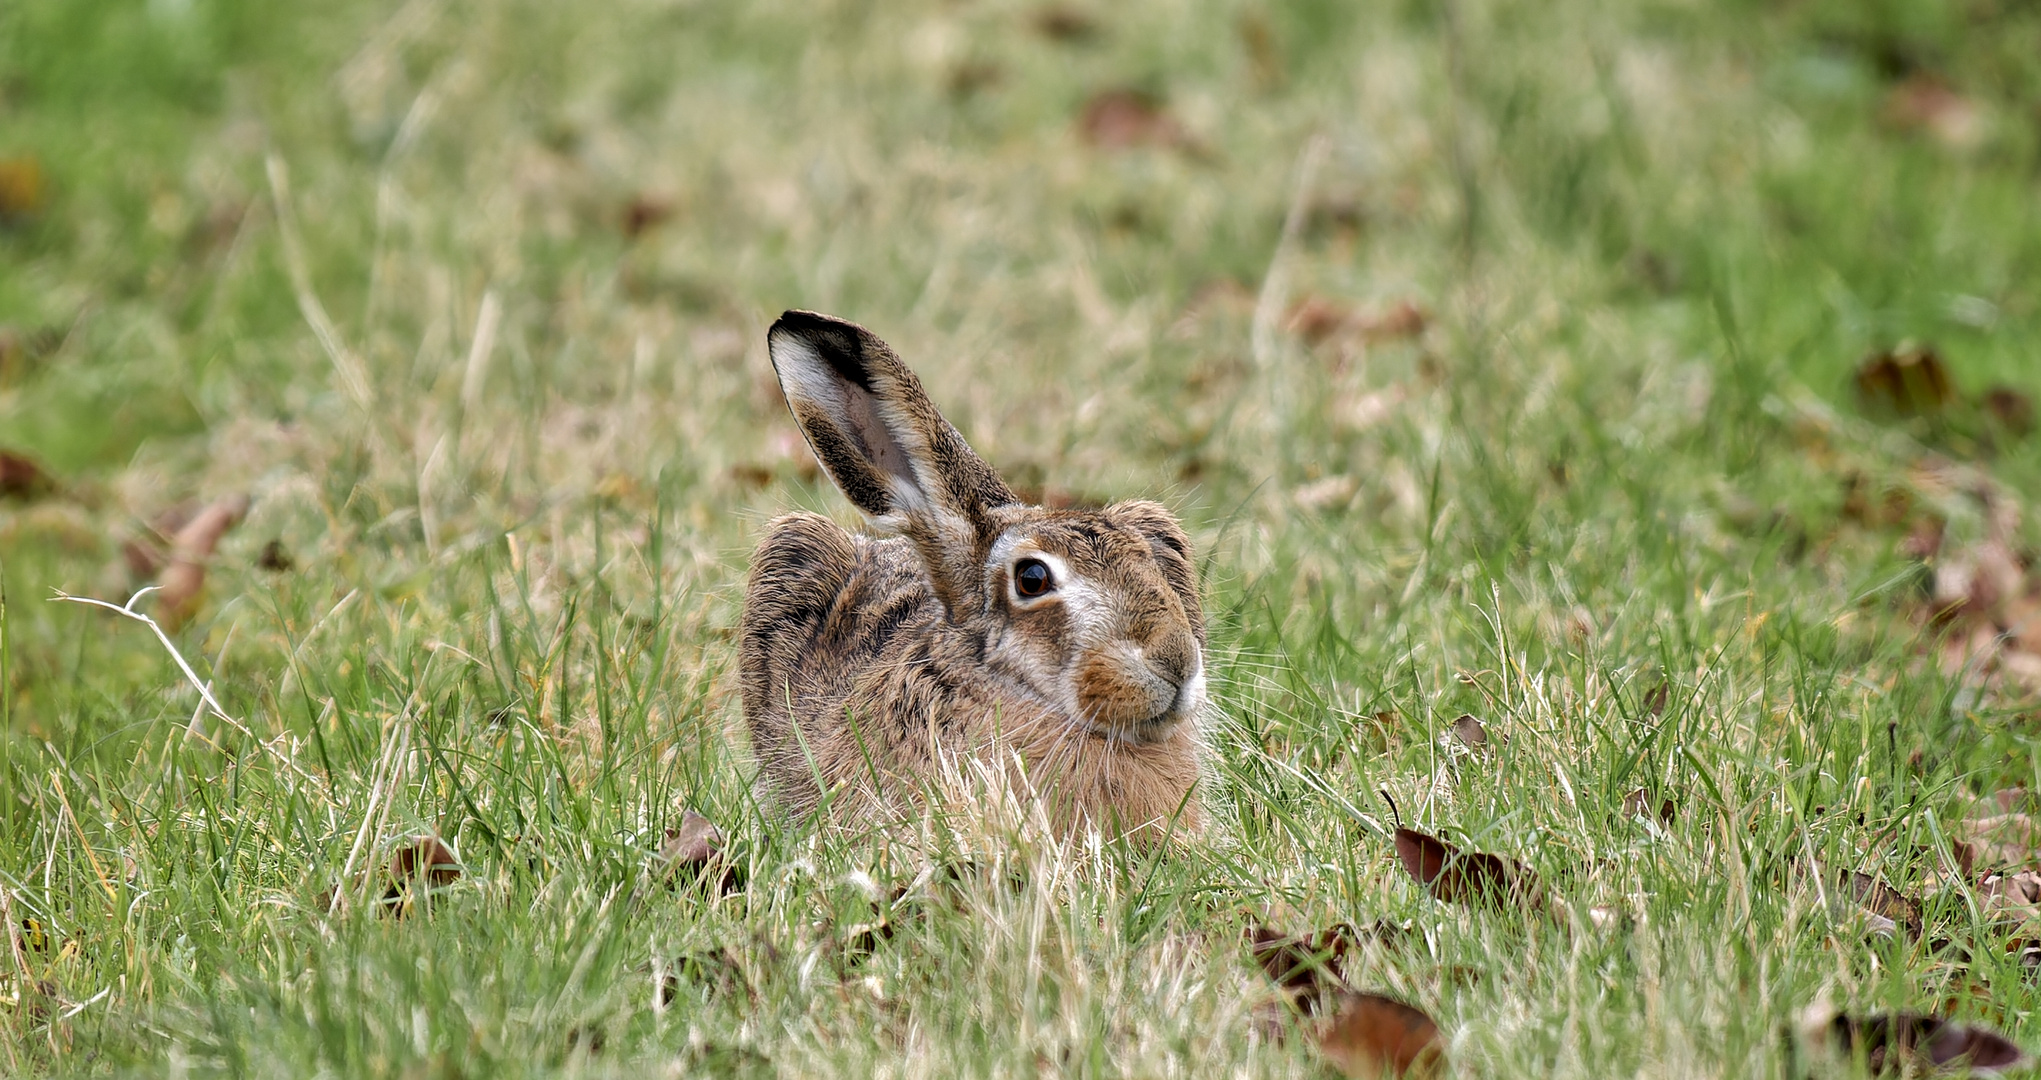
left=768, top=310, right=879, bottom=388
left=770, top=309, right=870, bottom=340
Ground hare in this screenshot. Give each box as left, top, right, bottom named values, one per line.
left=740, top=311, right=1206, bottom=841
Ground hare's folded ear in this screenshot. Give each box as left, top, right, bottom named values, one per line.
left=767, top=310, right=1016, bottom=531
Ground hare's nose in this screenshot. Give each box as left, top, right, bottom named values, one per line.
left=1143, top=631, right=1196, bottom=688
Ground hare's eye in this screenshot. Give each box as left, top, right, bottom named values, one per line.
left=1014, top=558, right=1054, bottom=599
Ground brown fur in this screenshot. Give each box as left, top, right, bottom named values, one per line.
left=741, top=312, right=1207, bottom=842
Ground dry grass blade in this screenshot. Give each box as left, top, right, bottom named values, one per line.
left=1316, top=991, right=1446, bottom=1079
left=1393, top=827, right=1543, bottom=912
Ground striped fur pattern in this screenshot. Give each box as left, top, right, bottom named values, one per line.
left=741, top=311, right=1206, bottom=841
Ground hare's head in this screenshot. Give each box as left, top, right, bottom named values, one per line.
left=768, top=311, right=1206, bottom=743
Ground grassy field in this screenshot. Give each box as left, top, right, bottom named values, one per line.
left=4, top=0, right=2041, bottom=1075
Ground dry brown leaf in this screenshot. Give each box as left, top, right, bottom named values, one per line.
left=1837, top=868, right=1923, bottom=937
left=1448, top=714, right=1488, bottom=749
left=389, top=836, right=463, bottom=889
left=1620, top=788, right=1676, bottom=825
left=1245, top=924, right=1356, bottom=1006
left=622, top=194, right=674, bottom=238
left=1286, top=297, right=1427, bottom=347
left=1962, top=812, right=2041, bottom=871
left=0, top=157, right=43, bottom=220
left=1077, top=89, right=1184, bottom=150
left=1827, top=1011, right=2027, bottom=1075
left=0, top=450, right=54, bottom=499
left=1881, top=75, right=1986, bottom=150
left=1856, top=345, right=1954, bottom=418
left=1355, top=300, right=1428, bottom=343
left=1977, top=870, right=2041, bottom=925
left=659, top=810, right=741, bottom=893
left=155, top=494, right=249, bottom=629
left=1978, top=386, right=2033, bottom=435
left=319, top=836, right=462, bottom=917
left=1316, top=991, right=1446, bottom=1079
left=256, top=539, right=294, bottom=573
left=1033, top=5, right=1099, bottom=42
left=1930, top=539, right=2026, bottom=628
left=1393, top=827, right=1544, bottom=913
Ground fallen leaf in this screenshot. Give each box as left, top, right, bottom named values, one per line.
left=1077, top=89, right=1185, bottom=150
left=0, top=450, right=54, bottom=499
left=945, top=60, right=1003, bottom=99
left=1448, top=714, right=1488, bottom=750
left=659, top=810, right=721, bottom=875
left=1977, top=870, right=2041, bottom=925
left=1901, top=514, right=1947, bottom=561
left=622, top=194, right=674, bottom=238
left=1836, top=868, right=1923, bottom=937
left=1930, top=538, right=2025, bottom=627
left=155, top=494, right=249, bottom=629
left=659, top=810, right=741, bottom=893
left=728, top=463, right=777, bottom=491
left=1288, top=297, right=1353, bottom=345
left=1033, top=5, right=1099, bottom=42
left=1981, top=386, right=2034, bottom=435
left=1246, top=924, right=1357, bottom=1006
left=1855, top=345, right=1955, bottom=418
left=1962, top=812, right=2041, bottom=871
left=1393, top=827, right=1543, bottom=913
left=319, top=836, right=462, bottom=917
left=1316, top=991, right=1446, bottom=1079
left=1285, top=298, right=1428, bottom=347
left=1829, top=1012, right=2027, bottom=1075
left=0, top=157, right=43, bottom=220
left=1354, top=300, right=1428, bottom=343
left=257, top=539, right=294, bottom=573
left=389, top=836, right=463, bottom=889
left=1620, top=788, right=1676, bottom=825
left=1882, top=74, right=1986, bottom=150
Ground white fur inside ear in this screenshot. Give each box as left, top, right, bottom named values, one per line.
left=771, top=331, right=929, bottom=512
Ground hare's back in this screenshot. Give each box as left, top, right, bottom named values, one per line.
left=740, top=512, right=942, bottom=709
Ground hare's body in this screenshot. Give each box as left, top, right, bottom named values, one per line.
left=741, top=312, right=1206, bottom=840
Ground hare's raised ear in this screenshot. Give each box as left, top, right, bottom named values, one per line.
left=767, top=310, right=1016, bottom=532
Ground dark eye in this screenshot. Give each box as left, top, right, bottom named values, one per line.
left=1014, top=558, right=1054, bottom=599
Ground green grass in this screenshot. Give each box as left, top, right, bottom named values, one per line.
left=4, top=0, right=2041, bottom=1075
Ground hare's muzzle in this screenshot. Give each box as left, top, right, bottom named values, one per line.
left=1073, top=632, right=1204, bottom=741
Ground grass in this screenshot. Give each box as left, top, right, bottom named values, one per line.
left=3, top=0, right=2041, bottom=1075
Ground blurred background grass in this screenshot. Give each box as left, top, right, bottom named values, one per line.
left=3, top=0, right=2041, bottom=1075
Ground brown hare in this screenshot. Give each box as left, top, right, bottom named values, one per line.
left=741, top=311, right=1206, bottom=841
